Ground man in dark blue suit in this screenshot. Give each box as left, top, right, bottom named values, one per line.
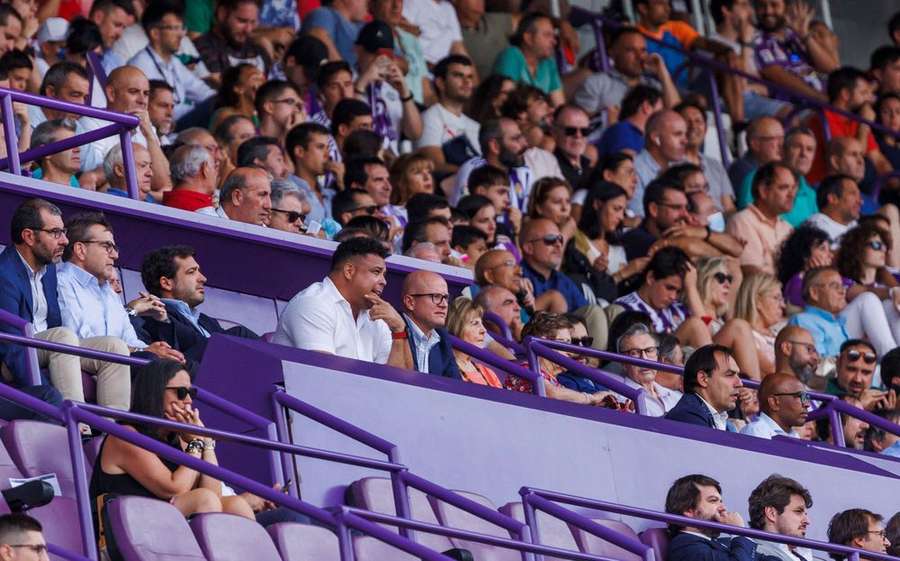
left=137, top=245, right=259, bottom=372
left=398, top=271, right=461, bottom=380
left=665, top=474, right=759, bottom=561
left=665, top=344, right=743, bottom=431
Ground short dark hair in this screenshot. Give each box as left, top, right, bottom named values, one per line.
left=891, top=11, right=900, bottom=39
left=880, top=347, right=900, bottom=390
left=331, top=236, right=389, bottom=271
left=141, top=245, right=197, bottom=297
left=433, top=54, right=472, bottom=81
left=130, top=360, right=191, bottom=438
left=827, top=66, right=868, bottom=103
left=343, top=129, right=383, bottom=160
left=11, top=198, right=62, bottom=244
left=255, top=79, right=299, bottom=116
left=141, top=0, right=184, bottom=32
left=284, top=35, right=329, bottom=83
left=0, top=49, right=33, bottom=74
left=213, top=114, right=254, bottom=144
left=456, top=194, right=494, bottom=220
left=644, top=246, right=690, bottom=285
left=709, top=0, right=738, bottom=25
left=345, top=215, right=390, bottom=242
left=0, top=513, right=42, bottom=543
left=664, top=474, right=723, bottom=535
left=620, top=85, right=662, bottom=120
left=747, top=475, right=813, bottom=530
left=817, top=174, right=854, bottom=210
left=751, top=161, right=792, bottom=200
left=643, top=178, right=683, bottom=216
left=331, top=98, right=372, bottom=136
left=888, top=512, right=900, bottom=557
left=683, top=344, right=735, bottom=394
left=40, top=62, right=89, bottom=97
left=406, top=193, right=450, bottom=223
left=828, top=509, right=883, bottom=560
left=509, top=12, right=552, bottom=48
left=452, top=225, right=488, bottom=250
left=468, top=165, right=508, bottom=193
left=839, top=338, right=877, bottom=357
left=236, top=136, right=281, bottom=168
left=89, top=0, right=135, bottom=17
left=149, top=79, right=174, bottom=97
left=63, top=212, right=113, bottom=262
left=285, top=122, right=330, bottom=159
left=331, top=188, right=371, bottom=224
left=870, top=45, right=900, bottom=72
left=0, top=5, right=23, bottom=28
left=402, top=217, right=450, bottom=253
left=345, top=157, right=386, bottom=190
left=66, top=18, right=103, bottom=56
left=316, top=60, right=352, bottom=91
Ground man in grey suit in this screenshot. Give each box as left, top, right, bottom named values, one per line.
left=747, top=475, right=814, bottom=561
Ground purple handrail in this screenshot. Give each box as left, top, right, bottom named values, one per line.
left=481, top=311, right=526, bottom=354
left=521, top=487, right=899, bottom=561
left=447, top=334, right=545, bottom=396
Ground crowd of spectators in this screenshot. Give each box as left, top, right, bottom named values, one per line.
left=0, top=0, right=899, bottom=553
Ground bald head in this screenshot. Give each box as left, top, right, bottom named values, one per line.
left=747, top=116, right=784, bottom=164
left=645, top=110, right=687, bottom=163
left=402, top=270, right=444, bottom=297
left=759, top=372, right=809, bottom=430
left=401, top=270, right=449, bottom=330
left=105, top=66, right=149, bottom=113
left=474, top=284, right=520, bottom=328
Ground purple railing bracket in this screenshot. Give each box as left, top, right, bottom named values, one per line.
left=0, top=93, right=21, bottom=175
left=448, top=334, right=542, bottom=395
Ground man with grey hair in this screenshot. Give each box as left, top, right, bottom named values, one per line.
left=269, top=180, right=309, bottom=235
left=614, top=322, right=682, bottom=416
left=102, top=143, right=154, bottom=202
left=30, top=119, right=80, bottom=187
left=217, top=167, right=272, bottom=226
left=162, top=144, right=217, bottom=213
left=175, top=127, right=225, bottom=179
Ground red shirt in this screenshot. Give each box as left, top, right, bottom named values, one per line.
left=162, top=189, right=214, bottom=212
left=809, top=110, right=878, bottom=184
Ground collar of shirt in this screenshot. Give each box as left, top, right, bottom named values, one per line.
left=521, top=259, right=554, bottom=283
left=65, top=262, right=104, bottom=289
left=323, top=276, right=372, bottom=326
left=405, top=314, right=441, bottom=353
left=748, top=203, right=780, bottom=228
left=681, top=531, right=713, bottom=541
left=15, top=248, right=45, bottom=279
left=635, top=149, right=662, bottom=175
left=216, top=206, right=231, bottom=220
left=803, top=305, right=845, bottom=325
left=755, top=412, right=790, bottom=435
left=696, top=393, right=729, bottom=430
left=163, top=298, right=211, bottom=337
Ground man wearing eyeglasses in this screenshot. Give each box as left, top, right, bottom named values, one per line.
left=827, top=339, right=897, bottom=412
left=398, top=271, right=461, bottom=379
left=741, top=373, right=809, bottom=439
left=773, top=325, right=821, bottom=388
left=614, top=323, right=682, bottom=417
left=332, top=189, right=382, bottom=227
left=0, top=513, right=49, bottom=561
left=827, top=509, right=892, bottom=558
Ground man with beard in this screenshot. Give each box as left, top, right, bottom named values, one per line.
left=417, top=54, right=480, bottom=175
left=273, top=237, right=410, bottom=367
left=452, top=117, right=531, bottom=209
left=747, top=476, right=814, bottom=561
left=631, top=109, right=688, bottom=217
left=195, top=0, right=270, bottom=88
left=751, top=0, right=838, bottom=104
left=773, top=325, right=820, bottom=388
left=809, top=67, right=894, bottom=184
left=742, top=373, right=810, bottom=439
left=827, top=340, right=897, bottom=412
left=665, top=344, right=744, bottom=430
left=138, top=246, right=259, bottom=370
left=665, top=473, right=756, bottom=561
left=399, top=271, right=461, bottom=378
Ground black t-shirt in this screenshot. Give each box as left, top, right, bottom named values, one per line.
left=621, top=222, right=659, bottom=260
left=555, top=149, right=593, bottom=193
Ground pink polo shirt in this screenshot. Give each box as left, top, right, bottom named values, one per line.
left=726, top=204, right=793, bottom=275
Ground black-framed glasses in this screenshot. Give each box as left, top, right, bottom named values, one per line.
left=573, top=336, right=594, bottom=347
left=528, top=234, right=563, bottom=246
left=656, top=201, right=689, bottom=212
left=166, top=386, right=197, bottom=400
left=80, top=240, right=119, bottom=254
left=772, top=391, right=812, bottom=405
left=867, top=240, right=886, bottom=251
left=562, top=126, right=590, bottom=137
left=410, top=293, right=450, bottom=305
left=7, top=544, right=48, bottom=555
left=30, top=227, right=67, bottom=239
left=845, top=349, right=877, bottom=364
left=713, top=272, right=733, bottom=284
left=349, top=204, right=378, bottom=215
left=270, top=208, right=306, bottom=224
left=623, top=346, right=659, bottom=359
left=867, top=530, right=887, bottom=540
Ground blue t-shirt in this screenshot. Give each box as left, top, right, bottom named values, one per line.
left=302, top=7, right=363, bottom=67
left=596, top=121, right=644, bottom=157
left=521, top=261, right=587, bottom=312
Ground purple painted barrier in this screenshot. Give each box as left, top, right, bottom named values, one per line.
left=447, top=334, right=543, bottom=394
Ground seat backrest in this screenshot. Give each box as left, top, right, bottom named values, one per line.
left=106, top=496, right=206, bottom=561
left=500, top=502, right=579, bottom=561
left=28, top=497, right=83, bottom=561
left=348, top=477, right=454, bottom=553
left=1, top=421, right=76, bottom=497
left=267, top=522, right=340, bottom=561
left=0, top=429, right=23, bottom=487
left=573, top=519, right=643, bottom=561
left=353, top=536, right=419, bottom=561
left=190, top=512, right=281, bottom=561
left=431, top=489, right=519, bottom=561
left=639, top=527, right=669, bottom=561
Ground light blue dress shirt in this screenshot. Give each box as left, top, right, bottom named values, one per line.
left=128, top=46, right=216, bottom=121
left=56, top=262, right=146, bottom=349
left=740, top=412, right=792, bottom=439
left=787, top=306, right=849, bottom=358
left=404, top=314, right=440, bottom=374
left=164, top=298, right=210, bottom=337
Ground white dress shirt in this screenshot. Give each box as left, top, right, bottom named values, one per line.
left=56, top=262, right=146, bottom=349
left=272, top=277, right=392, bottom=364
left=15, top=249, right=48, bottom=333
left=616, top=375, right=682, bottom=417
left=697, top=393, right=729, bottom=431
left=128, top=46, right=216, bottom=121
left=741, top=412, right=794, bottom=439
left=76, top=116, right=149, bottom=172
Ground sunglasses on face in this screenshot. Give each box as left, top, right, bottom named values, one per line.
left=867, top=240, right=886, bottom=251
left=270, top=208, right=307, bottom=224
left=772, top=390, right=812, bottom=405
left=713, top=272, right=733, bottom=284
left=572, top=336, right=594, bottom=347
left=529, top=234, right=564, bottom=246
left=845, top=349, right=877, bottom=364
left=562, top=126, right=590, bottom=137
left=166, top=386, right=198, bottom=400
left=350, top=204, right=379, bottom=215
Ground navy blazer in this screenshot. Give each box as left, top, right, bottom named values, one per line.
left=0, top=247, right=62, bottom=387
left=668, top=532, right=758, bottom=561
left=405, top=320, right=462, bottom=380
left=665, top=393, right=718, bottom=428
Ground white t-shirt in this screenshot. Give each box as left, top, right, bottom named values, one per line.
left=77, top=115, right=150, bottom=172
left=416, top=103, right=480, bottom=153
left=401, top=0, right=463, bottom=64
left=804, top=213, right=856, bottom=245
left=272, top=276, right=392, bottom=364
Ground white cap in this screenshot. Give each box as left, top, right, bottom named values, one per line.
left=36, top=17, right=69, bottom=43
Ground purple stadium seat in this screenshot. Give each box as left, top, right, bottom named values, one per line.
left=430, top=489, right=518, bottom=561
left=639, top=527, right=669, bottom=561
left=347, top=477, right=455, bottom=553
left=353, top=536, right=419, bottom=561
left=190, top=512, right=281, bottom=561
left=28, top=497, right=84, bottom=561
left=267, top=522, right=340, bottom=561
left=1, top=421, right=78, bottom=497
left=0, top=430, right=24, bottom=487
left=106, top=496, right=206, bottom=561
left=499, top=502, right=579, bottom=561
left=572, top=519, right=643, bottom=561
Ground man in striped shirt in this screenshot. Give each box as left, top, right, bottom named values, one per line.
left=613, top=246, right=691, bottom=334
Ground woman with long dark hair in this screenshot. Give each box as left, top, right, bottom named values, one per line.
left=775, top=224, right=833, bottom=307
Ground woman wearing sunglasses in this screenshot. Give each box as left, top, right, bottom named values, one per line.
left=91, top=360, right=254, bottom=521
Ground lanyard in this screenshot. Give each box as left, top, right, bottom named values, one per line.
left=144, top=47, right=182, bottom=105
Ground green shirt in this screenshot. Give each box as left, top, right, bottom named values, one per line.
left=738, top=170, right=818, bottom=228
left=492, top=46, right=561, bottom=95
left=185, top=0, right=215, bottom=35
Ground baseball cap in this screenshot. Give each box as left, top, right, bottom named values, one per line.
left=354, top=20, right=394, bottom=54
left=36, top=17, right=69, bottom=43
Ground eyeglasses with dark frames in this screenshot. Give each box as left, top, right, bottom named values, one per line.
left=772, top=391, right=812, bottom=404
left=572, top=336, right=594, bottom=347
left=562, top=126, right=590, bottom=137
left=410, top=293, right=450, bottom=305
left=80, top=240, right=119, bottom=254
left=623, top=346, right=659, bottom=359
left=713, top=272, right=733, bottom=284
left=6, top=544, right=48, bottom=555
left=29, top=227, right=67, bottom=239
left=527, top=234, right=564, bottom=246
left=270, top=208, right=307, bottom=224
left=166, top=386, right=198, bottom=400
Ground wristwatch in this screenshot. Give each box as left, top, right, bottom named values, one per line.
left=185, top=439, right=205, bottom=454
left=125, top=306, right=137, bottom=317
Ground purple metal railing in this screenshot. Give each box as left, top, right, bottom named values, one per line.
left=520, top=487, right=900, bottom=561
left=482, top=311, right=525, bottom=353
left=447, top=334, right=545, bottom=396
left=0, top=87, right=141, bottom=198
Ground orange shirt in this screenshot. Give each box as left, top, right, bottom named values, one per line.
left=808, top=110, right=878, bottom=184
